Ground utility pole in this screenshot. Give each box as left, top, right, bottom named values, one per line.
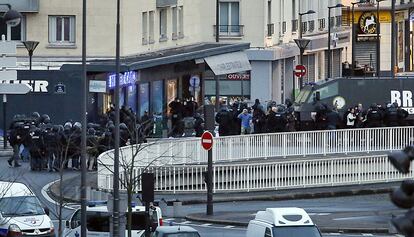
left=80, top=0, right=87, bottom=236
left=391, top=0, right=396, bottom=79
left=215, top=0, right=220, bottom=111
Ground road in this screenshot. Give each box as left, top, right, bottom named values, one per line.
left=0, top=157, right=404, bottom=237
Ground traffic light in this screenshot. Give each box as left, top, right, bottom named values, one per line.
left=388, top=146, right=414, bottom=174
left=389, top=148, right=414, bottom=237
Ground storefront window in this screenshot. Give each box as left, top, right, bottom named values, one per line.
left=127, top=85, right=137, bottom=112
left=151, top=80, right=163, bottom=115
left=167, top=79, right=177, bottom=113
left=139, top=83, right=150, bottom=117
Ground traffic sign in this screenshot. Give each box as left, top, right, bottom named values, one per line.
left=201, top=131, right=214, bottom=151
left=0, top=83, right=32, bottom=94
left=190, top=75, right=200, bottom=87
left=295, top=65, right=307, bottom=78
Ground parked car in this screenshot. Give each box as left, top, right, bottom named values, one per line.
left=152, top=226, right=201, bottom=237
left=246, top=207, right=322, bottom=237
left=0, top=181, right=54, bottom=237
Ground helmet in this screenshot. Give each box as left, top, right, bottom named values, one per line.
left=88, top=128, right=96, bottom=135
left=119, top=123, right=128, bottom=130
left=64, top=122, right=72, bottom=130
left=73, top=122, right=82, bottom=129
left=31, top=112, right=40, bottom=120
left=41, top=114, right=51, bottom=124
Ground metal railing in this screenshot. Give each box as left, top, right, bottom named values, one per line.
left=98, top=154, right=413, bottom=193
left=98, top=126, right=414, bottom=168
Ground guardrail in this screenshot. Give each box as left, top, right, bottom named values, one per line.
left=97, top=154, right=413, bottom=193
left=98, top=126, right=414, bottom=167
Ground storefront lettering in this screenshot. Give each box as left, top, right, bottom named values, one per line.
left=1, top=80, right=49, bottom=93
left=107, top=71, right=137, bottom=89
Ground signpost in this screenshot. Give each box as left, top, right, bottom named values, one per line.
left=202, top=105, right=215, bottom=216
left=294, top=64, right=307, bottom=78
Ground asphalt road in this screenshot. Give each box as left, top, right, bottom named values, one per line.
left=0, top=156, right=404, bottom=237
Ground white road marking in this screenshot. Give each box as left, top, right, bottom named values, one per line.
left=201, top=223, right=212, bottom=226
left=362, top=234, right=374, bottom=236
left=41, top=179, right=77, bottom=210
left=179, top=221, right=191, bottom=224
left=223, top=225, right=235, bottom=228
left=308, top=213, right=331, bottom=216
left=164, top=218, right=175, bottom=222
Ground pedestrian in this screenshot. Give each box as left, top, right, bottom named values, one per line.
left=237, top=109, right=252, bottom=135
left=346, top=108, right=356, bottom=129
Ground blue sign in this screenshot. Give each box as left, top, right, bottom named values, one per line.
left=107, top=71, right=138, bottom=89
left=54, top=83, right=66, bottom=94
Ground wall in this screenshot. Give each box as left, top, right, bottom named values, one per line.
left=250, top=60, right=272, bottom=103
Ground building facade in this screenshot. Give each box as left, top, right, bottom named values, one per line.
left=1, top=0, right=348, bottom=117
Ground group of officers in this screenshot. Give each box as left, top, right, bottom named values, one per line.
left=6, top=108, right=148, bottom=170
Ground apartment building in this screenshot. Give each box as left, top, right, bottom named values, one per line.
left=342, top=0, right=414, bottom=75
left=1, top=0, right=349, bottom=120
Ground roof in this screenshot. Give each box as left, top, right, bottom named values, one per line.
left=0, top=181, right=34, bottom=198
left=156, top=226, right=198, bottom=234
left=254, top=207, right=314, bottom=227
left=60, top=42, right=250, bottom=72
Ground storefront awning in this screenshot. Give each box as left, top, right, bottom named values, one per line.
left=204, top=51, right=252, bottom=76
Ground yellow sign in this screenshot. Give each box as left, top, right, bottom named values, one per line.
left=359, top=12, right=377, bottom=34
left=349, top=11, right=391, bottom=23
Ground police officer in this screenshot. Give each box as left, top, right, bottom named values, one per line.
left=274, top=105, right=288, bottom=132
left=385, top=103, right=399, bottom=127
left=42, top=123, right=57, bottom=172
left=119, top=123, right=130, bottom=147
left=265, top=107, right=278, bottom=133
left=87, top=128, right=99, bottom=171
left=7, top=119, right=27, bottom=167
left=27, top=125, right=45, bottom=171
left=215, top=107, right=231, bottom=136
left=397, top=103, right=409, bottom=126
left=366, top=103, right=383, bottom=128
left=193, top=113, right=204, bottom=137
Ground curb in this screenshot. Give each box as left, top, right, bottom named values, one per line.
left=185, top=215, right=391, bottom=234
left=180, top=187, right=394, bottom=205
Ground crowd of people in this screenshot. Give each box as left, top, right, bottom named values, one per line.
left=7, top=106, right=151, bottom=169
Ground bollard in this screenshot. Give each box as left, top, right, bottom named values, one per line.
left=173, top=201, right=183, bottom=218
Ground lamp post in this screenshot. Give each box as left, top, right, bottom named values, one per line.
left=112, top=0, right=121, bottom=237
left=376, top=0, right=385, bottom=78
left=215, top=0, right=220, bottom=111
left=0, top=4, right=21, bottom=149
left=294, top=38, right=310, bottom=90
left=351, top=1, right=364, bottom=76
left=328, top=4, right=344, bottom=79
left=296, top=10, right=315, bottom=93
left=391, top=0, right=396, bottom=79
left=22, top=41, right=39, bottom=71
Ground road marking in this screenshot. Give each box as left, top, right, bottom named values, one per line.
left=164, top=218, right=175, bottom=222
left=41, top=179, right=77, bottom=211
left=308, top=213, right=331, bottom=216
left=201, top=223, right=212, bottom=226
left=362, top=234, right=374, bottom=236
left=327, top=233, right=341, bottom=236
left=178, top=221, right=191, bottom=224
left=224, top=225, right=235, bottom=228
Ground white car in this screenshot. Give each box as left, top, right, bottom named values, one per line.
left=152, top=226, right=200, bottom=237
left=0, top=181, right=55, bottom=237
left=246, top=207, right=323, bottom=237
left=64, top=202, right=163, bottom=237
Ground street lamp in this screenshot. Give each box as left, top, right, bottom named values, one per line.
left=376, top=0, right=385, bottom=78
left=294, top=38, right=311, bottom=91
left=295, top=9, right=315, bottom=94
left=22, top=41, right=39, bottom=71
left=327, top=4, right=344, bottom=79
left=351, top=1, right=365, bottom=76
left=0, top=4, right=22, bottom=149
left=391, top=0, right=396, bottom=79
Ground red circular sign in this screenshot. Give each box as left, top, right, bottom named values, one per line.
left=294, top=65, right=307, bottom=78
left=201, top=131, right=214, bottom=151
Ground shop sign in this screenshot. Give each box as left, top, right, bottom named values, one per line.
left=107, top=71, right=137, bottom=89
left=89, top=80, right=107, bottom=93
left=54, top=83, right=66, bottom=94
left=227, top=73, right=250, bottom=80
left=1, top=80, right=49, bottom=93
left=359, top=12, right=377, bottom=34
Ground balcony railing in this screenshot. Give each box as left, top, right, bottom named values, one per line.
left=213, top=25, right=244, bottom=37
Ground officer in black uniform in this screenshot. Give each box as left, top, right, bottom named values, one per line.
left=366, top=103, right=383, bottom=128
left=28, top=126, right=45, bottom=171
left=274, top=105, right=288, bottom=132
left=385, top=103, right=399, bottom=127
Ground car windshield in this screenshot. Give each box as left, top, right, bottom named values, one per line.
left=164, top=233, right=200, bottom=237
left=272, top=226, right=321, bottom=237
left=131, top=212, right=146, bottom=230
left=0, top=196, right=44, bottom=217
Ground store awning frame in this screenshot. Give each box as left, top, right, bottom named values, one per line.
left=204, top=51, right=252, bottom=76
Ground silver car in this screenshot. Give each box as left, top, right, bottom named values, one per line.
left=152, top=226, right=201, bottom=237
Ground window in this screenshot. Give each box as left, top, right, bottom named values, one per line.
left=48, top=16, right=75, bottom=44
left=172, top=7, right=178, bottom=39
left=282, top=21, right=286, bottom=34
left=309, top=20, right=315, bottom=32
left=0, top=15, right=25, bottom=41
left=292, top=19, right=298, bottom=32
left=142, top=12, right=148, bottom=45
left=178, top=6, right=184, bottom=38
left=70, top=210, right=81, bottom=229
left=149, top=11, right=155, bottom=43
left=265, top=228, right=272, bottom=237
left=302, top=21, right=307, bottom=33
left=318, top=18, right=325, bottom=31
left=335, top=16, right=342, bottom=27
left=219, top=2, right=241, bottom=35
left=159, top=8, right=167, bottom=41
left=329, top=17, right=335, bottom=29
